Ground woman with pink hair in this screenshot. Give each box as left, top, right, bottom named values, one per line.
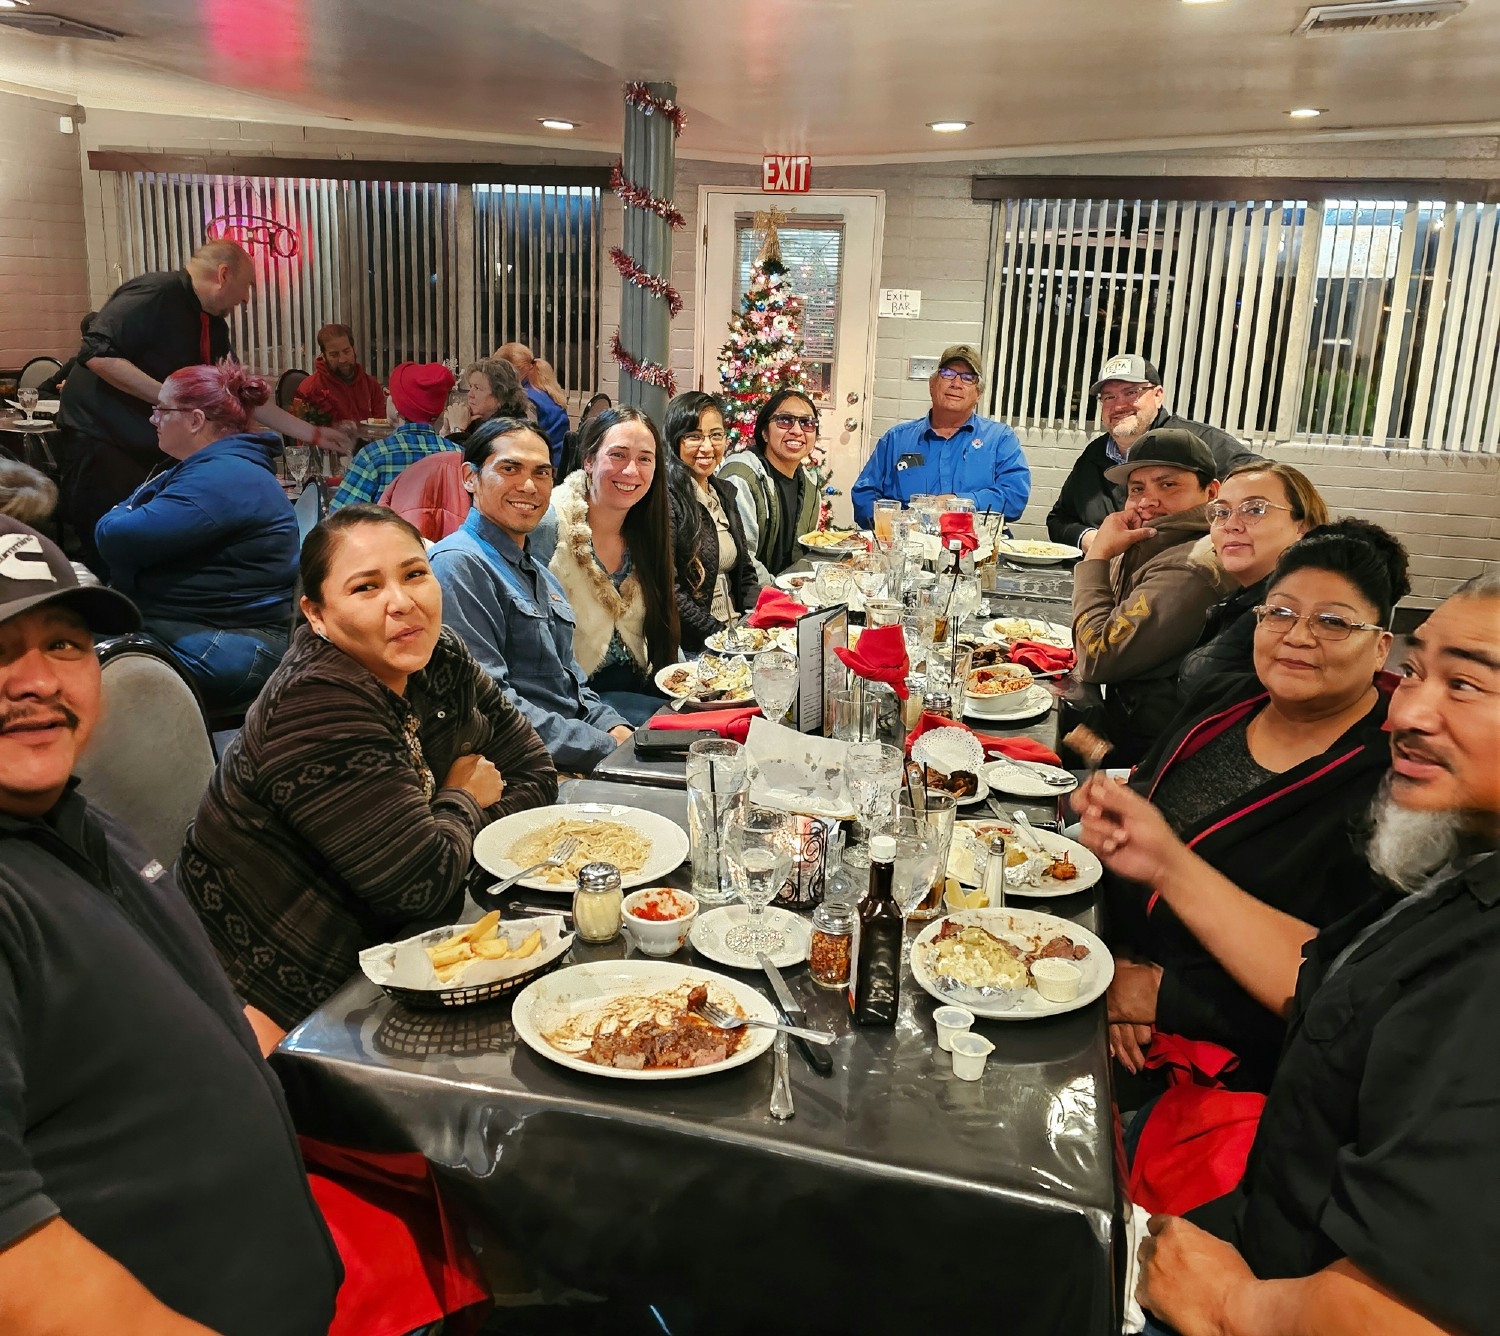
left=95, top=358, right=298, bottom=709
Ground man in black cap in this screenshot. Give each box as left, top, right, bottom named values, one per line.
left=1070, top=428, right=1233, bottom=764
left=1047, top=353, right=1257, bottom=553
left=0, top=517, right=339, bottom=1334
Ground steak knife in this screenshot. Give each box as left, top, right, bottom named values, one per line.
left=757, top=951, right=833, bottom=1076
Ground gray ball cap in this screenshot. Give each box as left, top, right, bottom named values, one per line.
left=1103, top=427, right=1216, bottom=485
left=0, top=517, right=140, bottom=635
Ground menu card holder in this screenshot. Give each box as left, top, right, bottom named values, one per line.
left=795, top=605, right=848, bottom=734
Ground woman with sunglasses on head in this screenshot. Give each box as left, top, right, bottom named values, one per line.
left=664, top=391, right=760, bottom=651
left=1179, top=461, right=1330, bottom=695
left=1087, top=519, right=1409, bottom=1094
left=717, top=388, right=823, bottom=581
left=532, top=404, right=679, bottom=724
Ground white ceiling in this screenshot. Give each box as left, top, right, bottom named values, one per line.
left=0, top=0, right=1497, bottom=162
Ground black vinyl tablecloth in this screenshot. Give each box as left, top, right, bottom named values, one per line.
left=274, top=778, right=1124, bottom=1334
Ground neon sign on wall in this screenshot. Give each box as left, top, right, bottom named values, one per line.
left=205, top=212, right=300, bottom=259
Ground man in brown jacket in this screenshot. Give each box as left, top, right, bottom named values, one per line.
left=1071, top=428, right=1233, bottom=763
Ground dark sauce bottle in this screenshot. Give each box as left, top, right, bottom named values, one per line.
left=849, top=834, right=901, bottom=1025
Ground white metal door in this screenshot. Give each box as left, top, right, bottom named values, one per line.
left=696, top=189, right=883, bottom=527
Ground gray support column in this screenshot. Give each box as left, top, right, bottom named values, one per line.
left=616, top=81, right=677, bottom=422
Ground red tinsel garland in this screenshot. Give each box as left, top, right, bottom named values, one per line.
left=608, top=246, right=683, bottom=317
left=623, top=82, right=687, bottom=137
left=610, top=161, right=686, bottom=230
left=610, top=332, right=678, bottom=396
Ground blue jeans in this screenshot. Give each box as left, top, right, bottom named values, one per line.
left=146, top=617, right=289, bottom=711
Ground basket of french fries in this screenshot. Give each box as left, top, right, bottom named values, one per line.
left=358, top=910, right=574, bottom=1010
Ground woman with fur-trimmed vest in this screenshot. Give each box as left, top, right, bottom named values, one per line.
left=535, top=405, right=679, bottom=724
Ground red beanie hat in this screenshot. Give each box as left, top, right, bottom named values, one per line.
left=388, top=362, right=455, bottom=424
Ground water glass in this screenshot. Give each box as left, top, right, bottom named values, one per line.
left=17, top=387, right=39, bottom=419
left=864, top=598, right=903, bottom=629
left=686, top=739, right=749, bottom=905
left=723, top=805, right=796, bottom=954
left=890, top=816, right=943, bottom=921
left=926, top=644, right=973, bottom=700
left=751, top=648, right=798, bottom=725
left=814, top=561, right=855, bottom=608
left=845, top=740, right=905, bottom=864
left=828, top=686, right=879, bottom=742
left=897, top=793, right=958, bottom=919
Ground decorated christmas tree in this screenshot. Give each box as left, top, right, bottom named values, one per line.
left=718, top=211, right=834, bottom=524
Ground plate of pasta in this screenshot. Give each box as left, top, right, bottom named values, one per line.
left=473, top=803, right=690, bottom=892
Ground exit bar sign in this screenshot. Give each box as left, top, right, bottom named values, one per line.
left=762, top=155, right=812, bottom=193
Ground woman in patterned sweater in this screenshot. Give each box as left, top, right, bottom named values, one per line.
left=178, top=504, right=557, bottom=1049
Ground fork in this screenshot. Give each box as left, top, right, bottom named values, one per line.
left=492, top=836, right=580, bottom=893
left=692, top=997, right=836, bottom=1045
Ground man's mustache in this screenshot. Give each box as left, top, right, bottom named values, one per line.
left=0, top=703, right=80, bottom=733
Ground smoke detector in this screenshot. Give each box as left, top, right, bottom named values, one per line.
left=0, top=11, right=122, bottom=39
left=1296, top=1, right=1468, bottom=35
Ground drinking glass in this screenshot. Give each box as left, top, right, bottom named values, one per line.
left=863, top=598, right=903, bottom=629
left=910, top=495, right=941, bottom=534
left=926, top=644, right=973, bottom=701
left=17, top=387, right=38, bottom=419
left=890, top=816, right=943, bottom=920
left=828, top=686, right=879, bottom=742
left=845, top=740, right=905, bottom=865
left=872, top=499, right=902, bottom=549
left=751, top=648, right=798, bottom=725
left=848, top=551, right=887, bottom=606
left=284, top=444, right=314, bottom=488
left=897, top=793, right=958, bottom=919
left=813, top=561, right=855, bottom=609
left=723, top=805, right=796, bottom=954
left=686, top=739, right=749, bottom=905
left=900, top=607, right=937, bottom=672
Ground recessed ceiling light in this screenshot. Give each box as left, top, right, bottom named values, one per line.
left=1180, top=0, right=1229, bottom=5
left=0, top=1, right=33, bottom=9
left=1287, top=107, right=1327, bottom=119
left=538, top=118, right=576, bottom=131
left=928, top=120, right=972, bottom=133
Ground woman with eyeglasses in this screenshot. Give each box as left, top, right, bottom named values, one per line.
left=1084, top=518, right=1409, bottom=1094
left=1179, top=461, right=1330, bottom=695
left=664, top=391, right=760, bottom=651
left=717, top=388, right=823, bottom=580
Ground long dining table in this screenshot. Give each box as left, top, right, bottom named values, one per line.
left=274, top=775, right=1126, bottom=1333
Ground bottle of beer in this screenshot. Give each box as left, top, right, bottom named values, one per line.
left=848, top=834, right=902, bottom=1025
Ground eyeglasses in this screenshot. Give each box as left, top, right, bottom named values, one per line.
left=150, top=404, right=191, bottom=421
left=769, top=413, right=818, bottom=433
left=936, top=367, right=979, bottom=384
left=1207, top=499, right=1296, bottom=527
left=1252, top=604, right=1385, bottom=642
left=681, top=430, right=728, bottom=446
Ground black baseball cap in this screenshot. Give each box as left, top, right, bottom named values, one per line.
left=0, top=518, right=139, bottom=635
left=1103, top=428, right=1216, bottom=484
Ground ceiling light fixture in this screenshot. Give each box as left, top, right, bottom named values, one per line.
left=1287, top=107, right=1327, bottom=118
left=537, top=118, right=576, bottom=131
left=1179, top=0, right=1229, bottom=5
left=0, top=1, right=33, bottom=9
left=928, top=120, right=972, bottom=133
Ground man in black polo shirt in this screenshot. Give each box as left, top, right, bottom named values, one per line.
left=0, top=517, right=340, bottom=1334
left=58, top=239, right=352, bottom=573
left=1082, top=576, right=1500, bottom=1335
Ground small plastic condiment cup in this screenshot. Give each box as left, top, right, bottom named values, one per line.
left=933, top=1005, right=976, bottom=1052
left=949, top=1031, right=994, bottom=1081
left=1030, top=958, right=1082, bottom=1003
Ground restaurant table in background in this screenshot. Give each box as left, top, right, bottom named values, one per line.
left=273, top=778, right=1125, bottom=1335
left=0, top=415, right=60, bottom=476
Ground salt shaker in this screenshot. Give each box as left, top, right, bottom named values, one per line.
left=573, top=861, right=623, bottom=943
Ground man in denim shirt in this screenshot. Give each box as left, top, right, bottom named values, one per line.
left=429, top=419, right=631, bottom=772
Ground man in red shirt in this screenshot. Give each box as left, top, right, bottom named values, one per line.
left=292, top=324, right=385, bottom=425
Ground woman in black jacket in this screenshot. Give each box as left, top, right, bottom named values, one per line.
left=664, top=391, right=759, bottom=651
left=1178, top=461, right=1329, bottom=695
left=1102, top=519, right=1409, bottom=1092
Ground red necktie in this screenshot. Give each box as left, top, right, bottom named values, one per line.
left=199, top=312, right=212, bottom=364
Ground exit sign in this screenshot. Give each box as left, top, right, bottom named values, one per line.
left=762, top=154, right=811, bottom=193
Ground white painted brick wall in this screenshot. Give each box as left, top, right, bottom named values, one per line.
left=0, top=90, right=91, bottom=367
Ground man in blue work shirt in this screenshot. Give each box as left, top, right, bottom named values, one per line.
left=429, top=416, right=632, bottom=774
left=851, top=344, right=1031, bottom=528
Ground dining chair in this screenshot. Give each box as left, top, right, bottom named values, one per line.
left=75, top=634, right=220, bottom=868
left=294, top=477, right=326, bottom=543
left=17, top=356, right=62, bottom=391
left=277, top=368, right=309, bottom=410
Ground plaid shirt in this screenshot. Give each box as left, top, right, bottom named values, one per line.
left=329, top=421, right=449, bottom=511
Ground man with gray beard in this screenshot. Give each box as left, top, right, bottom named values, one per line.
left=1079, top=573, right=1500, bottom=1336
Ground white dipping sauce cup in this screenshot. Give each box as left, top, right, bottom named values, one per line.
left=949, top=1031, right=994, bottom=1081
left=933, top=1005, right=975, bottom=1052
left=1030, top=958, right=1082, bottom=1002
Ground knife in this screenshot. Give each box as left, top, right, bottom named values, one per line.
left=757, top=951, right=833, bottom=1077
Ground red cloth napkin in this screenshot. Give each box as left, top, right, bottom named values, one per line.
left=744, top=587, right=808, bottom=629
left=648, top=706, right=761, bottom=743
left=834, top=623, right=910, bottom=699
left=905, top=711, right=1063, bottom=766
left=1010, top=639, right=1077, bottom=673
left=938, top=511, right=979, bottom=554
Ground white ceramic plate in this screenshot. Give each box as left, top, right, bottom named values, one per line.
left=940, top=774, right=989, bottom=808
left=983, top=757, right=1078, bottom=799
left=993, top=539, right=1083, bottom=565
left=689, top=905, right=812, bottom=970
left=512, top=959, right=776, bottom=1080
left=472, top=803, right=689, bottom=892
left=774, top=571, right=818, bottom=597
left=948, top=821, right=1102, bottom=897
left=982, top=617, right=1074, bottom=649
left=798, top=530, right=866, bottom=556
left=703, top=627, right=797, bottom=655
left=964, top=684, right=1055, bottom=722
left=653, top=659, right=754, bottom=703
left=909, top=907, right=1112, bottom=1019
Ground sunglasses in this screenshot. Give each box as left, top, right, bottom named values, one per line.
left=937, top=367, right=979, bottom=384
left=770, top=413, right=819, bottom=433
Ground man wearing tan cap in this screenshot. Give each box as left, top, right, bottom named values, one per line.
left=851, top=344, right=1031, bottom=528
